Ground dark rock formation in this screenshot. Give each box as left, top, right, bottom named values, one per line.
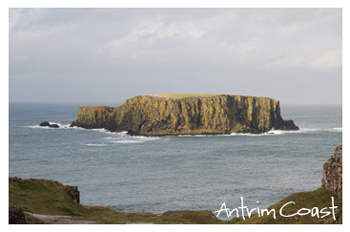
left=39, top=121, right=50, bottom=127
left=321, top=145, right=342, bottom=198
left=9, top=205, right=27, bottom=224
left=49, top=124, right=59, bottom=128
left=334, top=209, right=342, bottom=224
left=66, top=186, right=80, bottom=203
left=39, top=121, right=59, bottom=128
left=281, top=120, right=299, bottom=130
left=70, top=94, right=299, bottom=136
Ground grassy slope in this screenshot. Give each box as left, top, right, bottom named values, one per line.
left=228, top=188, right=342, bottom=224
left=9, top=177, right=91, bottom=216
left=9, top=177, right=220, bottom=224
left=9, top=177, right=341, bottom=224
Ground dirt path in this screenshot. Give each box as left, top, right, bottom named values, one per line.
left=25, top=212, right=97, bottom=224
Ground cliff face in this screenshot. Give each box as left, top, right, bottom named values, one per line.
left=72, top=105, right=114, bottom=129
left=70, top=94, right=299, bottom=135
left=322, top=145, right=342, bottom=198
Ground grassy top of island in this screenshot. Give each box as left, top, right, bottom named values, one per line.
left=142, top=93, right=274, bottom=100
left=9, top=177, right=341, bottom=224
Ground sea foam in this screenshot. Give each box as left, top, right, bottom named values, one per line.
left=84, top=143, right=108, bottom=147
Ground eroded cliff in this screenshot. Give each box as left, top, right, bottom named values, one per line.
left=70, top=94, right=299, bottom=135
left=322, top=145, right=342, bottom=198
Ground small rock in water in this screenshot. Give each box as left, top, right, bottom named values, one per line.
left=39, top=121, right=50, bottom=127
left=39, top=121, right=59, bottom=128
left=49, top=124, right=59, bottom=128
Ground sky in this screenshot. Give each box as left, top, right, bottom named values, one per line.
left=9, top=8, right=342, bottom=104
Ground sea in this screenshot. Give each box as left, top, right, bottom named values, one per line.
left=9, top=102, right=342, bottom=220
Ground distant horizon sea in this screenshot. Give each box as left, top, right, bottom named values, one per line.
left=9, top=102, right=342, bottom=220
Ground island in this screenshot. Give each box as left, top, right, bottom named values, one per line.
left=70, top=93, right=299, bottom=136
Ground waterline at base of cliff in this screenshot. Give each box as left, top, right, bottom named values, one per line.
left=70, top=94, right=299, bottom=136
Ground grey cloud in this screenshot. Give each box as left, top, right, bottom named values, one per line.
left=9, top=8, right=341, bottom=104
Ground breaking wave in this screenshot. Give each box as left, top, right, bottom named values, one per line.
left=25, top=122, right=71, bottom=129
left=111, top=140, right=145, bottom=144
left=84, top=143, right=108, bottom=147
left=229, top=127, right=342, bottom=136
left=27, top=123, right=342, bottom=139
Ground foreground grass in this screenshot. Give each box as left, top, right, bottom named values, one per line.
left=9, top=177, right=341, bottom=224
left=228, top=188, right=342, bottom=224
left=9, top=177, right=91, bottom=216
left=9, top=177, right=219, bottom=224
left=81, top=206, right=219, bottom=224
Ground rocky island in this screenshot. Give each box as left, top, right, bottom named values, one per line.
left=70, top=93, right=299, bottom=136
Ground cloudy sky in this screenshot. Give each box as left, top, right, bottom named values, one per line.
left=9, top=8, right=342, bottom=104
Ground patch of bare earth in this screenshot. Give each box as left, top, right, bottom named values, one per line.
left=25, top=212, right=97, bottom=224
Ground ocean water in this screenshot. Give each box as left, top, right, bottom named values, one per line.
left=9, top=102, right=342, bottom=220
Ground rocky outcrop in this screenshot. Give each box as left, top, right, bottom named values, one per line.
left=66, top=186, right=80, bottom=204
left=281, top=120, right=299, bottom=130
left=39, top=121, right=50, bottom=127
left=39, top=121, right=59, bottom=128
left=49, top=124, right=59, bottom=128
left=70, top=106, right=113, bottom=129
left=321, top=145, right=342, bottom=198
left=70, top=94, right=299, bottom=136
left=9, top=205, right=27, bottom=224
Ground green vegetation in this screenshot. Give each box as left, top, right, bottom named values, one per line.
left=228, top=188, right=342, bottom=224
left=143, top=93, right=273, bottom=100
left=144, top=93, right=223, bottom=99
left=9, top=177, right=91, bottom=216
left=81, top=207, right=220, bottom=224
left=9, top=177, right=341, bottom=224
left=9, top=177, right=220, bottom=224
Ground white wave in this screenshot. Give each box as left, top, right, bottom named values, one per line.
left=116, top=131, right=129, bottom=136
left=299, top=128, right=318, bottom=132
left=128, top=136, right=161, bottom=141
left=25, top=122, right=71, bottom=129
left=106, top=134, right=161, bottom=144
left=102, top=136, right=115, bottom=140
left=268, top=129, right=302, bottom=135
left=229, top=129, right=302, bottom=136
left=113, top=131, right=162, bottom=140
left=84, top=143, right=108, bottom=147
left=322, top=128, right=342, bottom=133
left=184, top=127, right=341, bottom=137
left=27, top=122, right=342, bottom=138
left=299, top=127, right=342, bottom=133
left=229, top=132, right=269, bottom=136
left=25, top=125, right=42, bottom=129
left=174, top=130, right=300, bottom=137
left=112, top=140, right=145, bottom=144
left=67, top=126, right=86, bottom=130
left=90, top=128, right=108, bottom=133
left=54, top=123, right=71, bottom=128
left=267, top=128, right=342, bottom=135
left=178, top=134, right=211, bottom=137
left=25, top=125, right=61, bottom=129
